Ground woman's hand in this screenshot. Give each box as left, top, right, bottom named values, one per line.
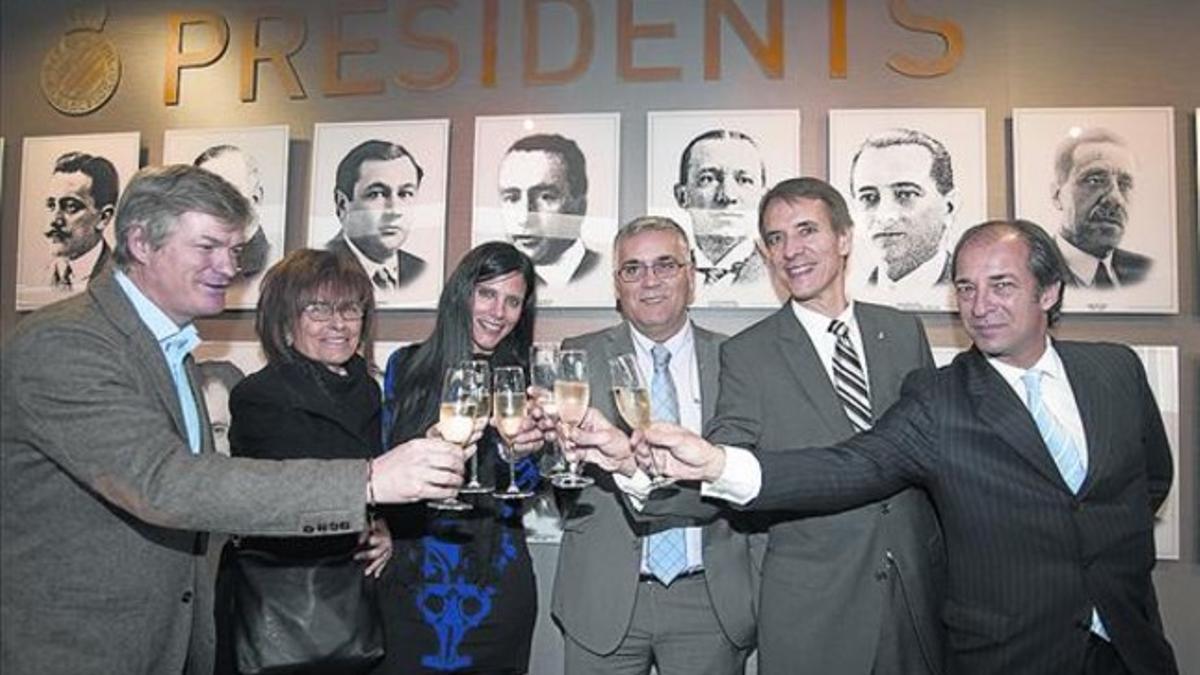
left=355, top=516, right=393, bottom=578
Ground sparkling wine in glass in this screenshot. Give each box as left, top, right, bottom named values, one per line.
left=492, top=366, right=534, bottom=499
left=459, top=359, right=494, bottom=494
left=430, top=366, right=474, bottom=512
left=530, top=343, right=568, bottom=479
left=610, top=353, right=673, bottom=490
left=552, top=349, right=593, bottom=489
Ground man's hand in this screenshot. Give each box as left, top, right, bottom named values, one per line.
left=370, top=438, right=466, bottom=503
left=506, top=414, right=546, bottom=460
left=637, top=422, right=726, bottom=482
left=563, top=408, right=636, bottom=477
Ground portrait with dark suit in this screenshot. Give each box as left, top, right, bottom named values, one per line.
left=17, top=132, right=138, bottom=311
left=830, top=108, right=987, bottom=312
left=1013, top=107, right=1178, bottom=313
left=308, top=120, right=449, bottom=309
left=163, top=125, right=291, bottom=309
left=648, top=109, right=800, bottom=308
left=473, top=113, right=620, bottom=307
left=554, top=216, right=756, bottom=675
left=647, top=219, right=1177, bottom=675
left=705, top=177, right=944, bottom=675
left=1, top=164, right=465, bottom=675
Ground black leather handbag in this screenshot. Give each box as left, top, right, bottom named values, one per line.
left=230, top=545, right=384, bottom=675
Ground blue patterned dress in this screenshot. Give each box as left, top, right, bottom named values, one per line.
left=374, top=345, right=541, bottom=675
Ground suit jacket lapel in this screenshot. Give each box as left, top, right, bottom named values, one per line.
left=89, top=269, right=192, bottom=447
left=856, top=304, right=900, bottom=413
left=185, top=354, right=215, bottom=455
left=1056, top=342, right=1109, bottom=496
left=694, top=326, right=721, bottom=426
left=773, top=306, right=851, bottom=438
left=963, top=348, right=1067, bottom=490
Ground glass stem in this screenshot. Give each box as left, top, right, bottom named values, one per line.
left=469, top=452, right=481, bottom=488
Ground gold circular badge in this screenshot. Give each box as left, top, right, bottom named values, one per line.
left=41, top=31, right=121, bottom=116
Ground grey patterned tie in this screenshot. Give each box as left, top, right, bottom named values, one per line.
left=828, top=319, right=873, bottom=433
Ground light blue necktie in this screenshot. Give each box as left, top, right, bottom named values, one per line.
left=645, top=345, right=687, bottom=585
left=1021, top=370, right=1085, bottom=493
left=1022, top=369, right=1108, bottom=639
left=162, top=328, right=202, bottom=454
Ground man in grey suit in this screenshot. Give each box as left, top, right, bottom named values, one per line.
left=706, top=177, right=944, bottom=674
left=1, top=164, right=468, bottom=675
left=553, top=216, right=756, bottom=674
left=644, top=219, right=1177, bottom=675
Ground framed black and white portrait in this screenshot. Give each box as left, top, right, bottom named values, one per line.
left=472, top=113, right=621, bottom=308
left=932, top=344, right=1180, bottom=560
left=16, top=131, right=139, bottom=310
left=193, top=341, right=266, bottom=457
left=163, top=125, right=290, bottom=309
left=647, top=109, right=800, bottom=308
left=1014, top=107, right=1177, bottom=314
left=308, top=120, right=449, bottom=310
left=829, top=108, right=987, bottom=312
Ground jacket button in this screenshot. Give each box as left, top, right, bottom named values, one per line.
left=874, top=570, right=888, bottom=581
left=880, top=502, right=891, bottom=514
left=181, top=590, right=193, bottom=604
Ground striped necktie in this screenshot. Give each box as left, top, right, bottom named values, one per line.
left=1021, top=370, right=1086, bottom=493
left=828, top=319, right=873, bottom=433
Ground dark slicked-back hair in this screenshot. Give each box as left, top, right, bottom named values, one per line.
left=334, top=139, right=424, bottom=202
left=951, top=219, right=1068, bottom=326
left=387, top=242, right=537, bottom=444
left=54, top=151, right=119, bottom=209
left=757, top=177, right=855, bottom=237
left=505, top=133, right=589, bottom=213
left=849, top=127, right=954, bottom=195
left=113, top=164, right=251, bottom=270
left=255, top=248, right=376, bottom=365
left=677, top=129, right=767, bottom=188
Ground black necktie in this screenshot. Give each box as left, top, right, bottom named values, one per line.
left=1093, top=262, right=1113, bottom=288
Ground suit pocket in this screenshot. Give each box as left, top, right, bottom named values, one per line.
left=941, top=598, right=1015, bottom=653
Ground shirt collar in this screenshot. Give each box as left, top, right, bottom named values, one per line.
left=874, top=248, right=949, bottom=290
left=986, top=337, right=1064, bottom=389
left=340, top=232, right=399, bottom=282
left=535, top=239, right=586, bottom=287
left=628, top=318, right=694, bottom=359
left=790, top=298, right=857, bottom=339
left=113, top=269, right=200, bottom=357
left=1056, top=235, right=1113, bottom=286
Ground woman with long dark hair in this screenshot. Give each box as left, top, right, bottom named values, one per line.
left=376, top=241, right=545, bottom=674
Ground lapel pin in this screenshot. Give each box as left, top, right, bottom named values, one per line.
left=877, top=331, right=885, bottom=340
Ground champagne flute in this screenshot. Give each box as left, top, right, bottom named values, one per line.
left=430, top=366, right=475, bottom=512
left=492, top=366, right=534, bottom=500
left=459, top=359, right=494, bottom=494
left=609, top=353, right=674, bottom=490
left=530, top=342, right=569, bottom=479
left=552, top=349, right=594, bottom=489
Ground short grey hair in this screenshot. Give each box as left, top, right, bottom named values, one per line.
left=612, top=215, right=691, bottom=259
left=113, top=164, right=252, bottom=270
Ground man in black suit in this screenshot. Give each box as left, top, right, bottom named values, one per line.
left=643, top=219, right=1177, bottom=675
left=1051, top=128, right=1151, bottom=288
left=44, top=151, right=117, bottom=290
left=497, top=133, right=599, bottom=287
left=326, top=139, right=427, bottom=293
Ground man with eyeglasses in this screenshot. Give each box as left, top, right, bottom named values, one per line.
left=551, top=216, right=756, bottom=675
left=2, top=164, right=468, bottom=675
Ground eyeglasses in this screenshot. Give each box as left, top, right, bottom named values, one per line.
left=616, top=259, right=688, bottom=283
left=302, top=301, right=365, bottom=322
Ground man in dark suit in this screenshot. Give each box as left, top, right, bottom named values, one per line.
left=498, top=133, right=600, bottom=288
left=553, top=216, right=755, bottom=674
left=1051, top=127, right=1152, bottom=288
left=43, top=151, right=117, bottom=290
left=1, top=164, right=468, bottom=675
left=644, top=219, right=1177, bottom=675
left=706, top=177, right=944, bottom=674
left=326, top=139, right=428, bottom=294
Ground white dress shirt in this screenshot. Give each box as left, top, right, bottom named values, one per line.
left=1057, top=235, right=1121, bottom=289
left=534, top=239, right=587, bottom=288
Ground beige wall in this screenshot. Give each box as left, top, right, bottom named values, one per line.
left=3, top=0, right=1197, bottom=670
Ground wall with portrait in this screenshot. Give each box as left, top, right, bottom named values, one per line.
left=1, top=0, right=1198, bottom=671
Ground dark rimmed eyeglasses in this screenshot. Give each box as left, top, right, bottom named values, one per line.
left=302, top=301, right=365, bottom=322
left=616, top=259, right=688, bottom=283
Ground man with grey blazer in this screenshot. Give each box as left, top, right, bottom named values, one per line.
left=0, top=165, right=467, bottom=675
left=553, top=216, right=756, bottom=674
left=705, top=178, right=945, bottom=674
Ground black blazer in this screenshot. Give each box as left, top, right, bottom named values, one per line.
left=326, top=233, right=427, bottom=288
left=749, top=341, right=1176, bottom=675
